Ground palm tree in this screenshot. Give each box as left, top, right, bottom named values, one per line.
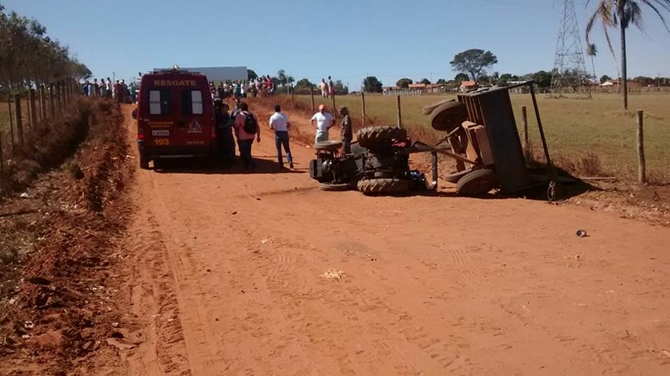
left=586, top=43, right=598, bottom=82
left=586, top=0, right=670, bottom=111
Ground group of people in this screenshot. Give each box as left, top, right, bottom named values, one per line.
left=81, top=78, right=138, bottom=103
left=319, top=76, right=335, bottom=98
left=210, top=76, right=278, bottom=101
left=212, top=97, right=353, bottom=172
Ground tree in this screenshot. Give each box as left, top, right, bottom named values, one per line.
left=363, top=76, right=383, bottom=93
left=420, top=78, right=431, bottom=85
left=333, top=80, right=349, bottom=95
left=600, top=74, right=612, bottom=83
left=532, top=70, right=553, bottom=88
left=450, top=49, right=498, bottom=82
left=454, top=73, right=470, bottom=82
left=436, top=78, right=447, bottom=84
left=295, top=78, right=313, bottom=88
left=247, top=69, right=258, bottom=81
left=479, top=75, right=491, bottom=86
left=586, top=0, right=670, bottom=111
left=587, top=43, right=598, bottom=82
left=396, top=78, right=413, bottom=89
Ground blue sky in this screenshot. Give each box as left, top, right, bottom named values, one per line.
left=4, top=0, right=670, bottom=89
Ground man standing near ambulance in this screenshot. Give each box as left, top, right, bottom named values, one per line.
left=310, top=104, right=334, bottom=143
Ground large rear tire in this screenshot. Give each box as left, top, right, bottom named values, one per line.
left=456, top=169, right=498, bottom=197
left=430, top=101, right=468, bottom=131
left=356, top=126, right=407, bottom=149
left=357, top=178, right=411, bottom=195
left=314, top=140, right=342, bottom=151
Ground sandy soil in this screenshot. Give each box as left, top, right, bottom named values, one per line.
left=117, top=102, right=670, bottom=375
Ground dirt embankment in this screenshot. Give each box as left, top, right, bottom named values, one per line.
left=0, top=98, right=134, bottom=375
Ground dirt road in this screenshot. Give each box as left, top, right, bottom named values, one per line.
left=118, top=102, right=670, bottom=375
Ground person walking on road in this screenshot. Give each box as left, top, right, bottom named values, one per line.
left=310, top=104, right=335, bottom=143
left=234, top=102, right=260, bottom=171
left=319, top=79, right=328, bottom=98
left=269, top=104, right=294, bottom=170
left=339, top=106, right=353, bottom=154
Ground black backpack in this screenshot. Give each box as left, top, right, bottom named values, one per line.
left=242, top=111, right=258, bottom=134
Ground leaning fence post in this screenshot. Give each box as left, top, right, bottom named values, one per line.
left=361, top=91, right=366, bottom=127
left=291, top=86, right=295, bottom=107
left=331, top=90, right=337, bottom=120
left=14, top=94, right=23, bottom=146
left=396, top=95, right=402, bottom=127
left=637, top=110, right=646, bottom=184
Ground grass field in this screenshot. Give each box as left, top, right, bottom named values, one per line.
left=295, top=92, right=670, bottom=182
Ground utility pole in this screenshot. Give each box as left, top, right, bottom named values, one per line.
left=550, top=0, right=589, bottom=97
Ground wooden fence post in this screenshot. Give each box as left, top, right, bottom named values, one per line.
left=521, top=106, right=530, bottom=153
left=290, top=86, right=295, bottom=107
left=49, top=84, right=56, bottom=118
left=57, top=82, right=63, bottom=113
left=637, top=110, right=646, bottom=184
left=396, top=95, right=402, bottom=128
left=7, top=99, right=15, bottom=156
left=331, top=90, right=337, bottom=119
left=39, top=85, right=47, bottom=123
left=310, top=85, right=315, bottom=113
left=361, top=91, right=366, bottom=127
left=29, top=89, right=37, bottom=129
left=14, top=94, right=23, bottom=146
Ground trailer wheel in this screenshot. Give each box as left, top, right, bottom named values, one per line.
left=422, top=98, right=456, bottom=115
left=456, top=169, right=498, bottom=197
left=139, top=154, right=150, bottom=170
left=356, top=126, right=407, bottom=149
left=319, top=182, right=351, bottom=191
left=430, top=101, right=468, bottom=132
left=357, top=178, right=411, bottom=195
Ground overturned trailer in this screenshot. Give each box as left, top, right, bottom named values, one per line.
left=309, top=81, right=560, bottom=200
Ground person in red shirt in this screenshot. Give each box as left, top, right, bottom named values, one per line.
left=234, top=102, right=261, bottom=171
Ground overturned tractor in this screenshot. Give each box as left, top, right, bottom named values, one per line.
left=309, top=81, right=559, bottom=199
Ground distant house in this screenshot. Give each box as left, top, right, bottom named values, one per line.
left=600, top=81, right=615, bottom=87
left=426, top=84, right=445, bottom=94
left=408, top=83, right=427, bottom=93
left=460, top=80, right=479, bottom=92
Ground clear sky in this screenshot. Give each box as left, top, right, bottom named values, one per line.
left=4, top=0, right=670, bottom=89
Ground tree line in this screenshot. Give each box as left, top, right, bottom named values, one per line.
left=0, top=3, right=91, bottom=98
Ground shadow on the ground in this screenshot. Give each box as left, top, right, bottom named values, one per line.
left=152, top=157, right=308, bottom=175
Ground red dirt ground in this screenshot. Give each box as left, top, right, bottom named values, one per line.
left=90, top=102, right=670, bottom=375
left=4, top=99, right=670, bottom=375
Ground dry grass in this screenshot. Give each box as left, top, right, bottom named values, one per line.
left=294, top=92, right=670, bottom=182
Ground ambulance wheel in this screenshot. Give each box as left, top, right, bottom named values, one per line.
left=139, top=154, right=149, bottom=170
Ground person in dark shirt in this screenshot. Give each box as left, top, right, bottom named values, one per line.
left=214, top=99, right=235, bottom=167
left=339, top=107, right=353, bottom=154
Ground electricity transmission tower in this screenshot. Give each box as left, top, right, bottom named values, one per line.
left=550, top=0, right=590, bottom=97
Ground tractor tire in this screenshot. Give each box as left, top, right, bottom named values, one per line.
left=430, top=101, right=468, bottom=132
left=319, top=182, right=351, bottom=191
left=357, top=178, right=411, bottom=195
left=139, top=154, right=150, bottom=170
left=356, top=126, right=407, bottom=149
left=456, top=169, right=498, bottom=197
left=313, top=140, right=342, bottom=151
left=422, top=98, right=456, bottom=115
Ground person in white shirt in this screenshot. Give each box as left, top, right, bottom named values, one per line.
left=310, top=104, right=334, bottom=143
left=319, top=79, right=328, bottom=98
left=269, top=104, right=294, bottom=169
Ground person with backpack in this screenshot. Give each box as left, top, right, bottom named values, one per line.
left=234, top=102, right=260, bottom=171
left=214, top=99, right=235, bottom=168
